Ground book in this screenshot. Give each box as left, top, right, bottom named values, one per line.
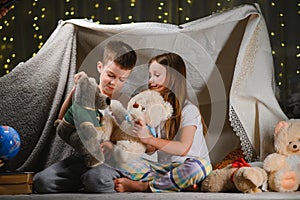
left=0, top=183, right=32, bottom=195
left=0, top=172, right=33, bottom=184
left=0, top=172, right=33, bottom=195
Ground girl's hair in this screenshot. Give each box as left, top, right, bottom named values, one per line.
left=148, top=53, right=187, bottom=140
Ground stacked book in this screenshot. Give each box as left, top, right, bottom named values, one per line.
left=0, top=172, right=33, bottom=195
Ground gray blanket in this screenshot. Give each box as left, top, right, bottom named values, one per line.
left=0, top=23, right=77, bottom=171
left=0, top=4, right=287, bottom=172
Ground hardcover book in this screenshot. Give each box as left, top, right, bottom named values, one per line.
left=0, top=172, right=33, bottom=195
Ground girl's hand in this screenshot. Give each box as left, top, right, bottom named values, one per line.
left=145, top=144, right=156, bottom=154
left=132, top=119, right=152, bottom=144
left=100, top=141, right=114, bottom=160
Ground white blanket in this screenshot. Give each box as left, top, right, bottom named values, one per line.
left=0, top=3, right=287, bottom=171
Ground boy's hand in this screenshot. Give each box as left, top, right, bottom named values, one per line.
left=74, top=71, right=88, bottom=85
left=70, top=72, right=88, bottom=92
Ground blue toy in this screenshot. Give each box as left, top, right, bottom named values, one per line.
left=0, top=125, right=21, bottom=161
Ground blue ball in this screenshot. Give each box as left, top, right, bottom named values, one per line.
left=0, top=125, right=21, bottom=160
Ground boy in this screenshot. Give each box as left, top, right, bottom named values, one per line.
left=33, top=40, right=137, bottom=193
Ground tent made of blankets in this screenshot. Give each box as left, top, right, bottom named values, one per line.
left=0, top=3, right=287, bottom=172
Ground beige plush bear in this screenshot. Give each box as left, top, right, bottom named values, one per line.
left=263, top=119, right=300, bottom=192
left=201, top=158, right=268, bottom=193
left=55, top=76, right=111, bottom=168
left=102, top=89, right=173, bottom=168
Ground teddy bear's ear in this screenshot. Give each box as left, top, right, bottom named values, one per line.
left=148, top=102, right=173, bottom=127
left=274, top=120, right=289, bottom=136
left=74, top=76, right=91, bottom=103
left=148, top=105, right=166, bottom=127
left=163, top=101, right=173, bottom=119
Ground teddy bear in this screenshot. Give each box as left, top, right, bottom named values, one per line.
left=107, top=90, right=173, bottom=167
left=263, top=119, right=300, bottom=192
left=55, top=76, right=111, bottom=168
left=201, top=158, right=268, bottom=193
left=102, top=89, right=173, bottom=168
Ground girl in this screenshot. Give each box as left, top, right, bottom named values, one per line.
left=114, top=52, right=212, bottom=192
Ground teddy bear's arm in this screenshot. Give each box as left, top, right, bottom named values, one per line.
left=263, top=153, right=288, bottom=172
left=110, top=100, right=127, bottom=125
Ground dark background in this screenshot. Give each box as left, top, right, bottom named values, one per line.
left=0, top=0, right=299, bottom=118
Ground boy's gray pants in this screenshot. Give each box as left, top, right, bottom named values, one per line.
left=33, top=154, right=120, bottom=193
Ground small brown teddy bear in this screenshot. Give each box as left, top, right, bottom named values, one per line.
left=201, top=158, right=268, bottom=193
left=102, top=89, right=173, bottom=168
left=263, top=119, right=300, bottom=192
left=55, top=76, right=111, bottom=168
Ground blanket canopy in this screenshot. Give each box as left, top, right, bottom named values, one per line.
left=0, top=3, right=287, bottom=172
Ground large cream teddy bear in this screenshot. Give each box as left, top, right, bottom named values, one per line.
left=201, top=158, right=268, bottom=193
left=263, top=119, right=300, bottom=192
left=56, top=76, right=111, bottom=168
left=104, top=89, right=173, bottom=168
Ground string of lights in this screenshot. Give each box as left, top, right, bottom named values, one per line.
left=0, top=0, right=299, bottom=117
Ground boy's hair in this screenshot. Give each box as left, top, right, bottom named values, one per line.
left=103, top=41, right=137, bottom=70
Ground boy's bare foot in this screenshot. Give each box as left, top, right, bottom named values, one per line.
left=114, top=178, right=149, bottom=192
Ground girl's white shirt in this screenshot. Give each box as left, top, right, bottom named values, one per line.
left=155, top=100, right=210, bottom=164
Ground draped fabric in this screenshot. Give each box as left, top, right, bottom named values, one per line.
left=0, top=4, right=287, bottom=171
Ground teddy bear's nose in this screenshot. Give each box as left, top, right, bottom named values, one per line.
left=133, top=102, right=139, bottom=108
left=106, top=97, right=111, bottom=105
left=293, top=144, right=298, bottom=149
